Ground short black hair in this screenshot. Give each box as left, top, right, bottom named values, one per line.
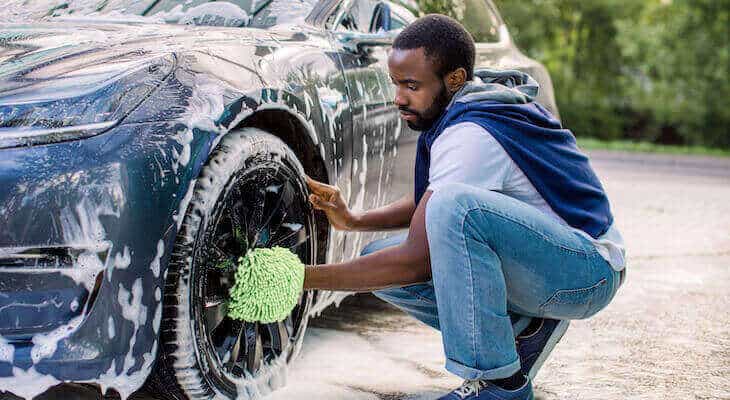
left=393, top=14, right=475, bottom=81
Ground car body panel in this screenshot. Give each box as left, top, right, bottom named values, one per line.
left=0, top=18, right=357, bottom=395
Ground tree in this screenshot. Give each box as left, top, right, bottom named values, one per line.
left=416, top=0, right=730, bottom=148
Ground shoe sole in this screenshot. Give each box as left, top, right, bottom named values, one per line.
left=527, top=320, right=570, bottom=380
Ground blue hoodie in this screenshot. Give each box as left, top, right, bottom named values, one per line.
left=414, top=69, right=613, bottom=239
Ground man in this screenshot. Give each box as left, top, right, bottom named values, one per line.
left=303, top=14, right=626, bottom=400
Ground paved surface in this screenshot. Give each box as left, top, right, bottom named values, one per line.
left=15, top=151, right=730, bottom=400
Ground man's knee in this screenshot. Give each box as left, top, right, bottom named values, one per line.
left=371, top=287, right=397, bottom=301
left=426, top=183, right=506, bottom=234
left=371, top=286, right=417, bottom=308
left=360, top=241, right=378, bottom=257
left=427, top=182, right=497, bottom=214
left=426, top=183, right=477, bottom=237
left=371, top=285, right=424, bottom=305
left=427, top=183, right=477, bottom=220
left=360, top=233, right=408, bottom=257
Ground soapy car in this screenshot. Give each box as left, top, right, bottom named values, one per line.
left=0, top=0, right=558, bottom=398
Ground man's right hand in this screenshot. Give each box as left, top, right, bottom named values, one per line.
left=305, top=175, right=359, bottom=231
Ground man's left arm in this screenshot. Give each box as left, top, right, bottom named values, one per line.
left=303, top=191, right=433, bottom=292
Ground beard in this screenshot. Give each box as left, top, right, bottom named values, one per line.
left=400, top=82, right=451, bottom=131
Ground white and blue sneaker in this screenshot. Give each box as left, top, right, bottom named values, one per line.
left=437, top=376, right=534, bottom=400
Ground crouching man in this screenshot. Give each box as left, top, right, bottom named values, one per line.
left=303, top=14, right=626, bottom=400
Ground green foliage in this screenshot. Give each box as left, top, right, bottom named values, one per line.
left=578, top=137, right=730, bottom=158
left=493, top=0, right=638, bottom=141
left=615, top=0, right=730, bottom=148
left=415, top=0, right=730, bottom=149
left=415, top=0, right=454, bottom=16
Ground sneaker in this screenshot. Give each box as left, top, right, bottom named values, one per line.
left=516, top=318, right=570, bottom=379
left=438, top=377, right=534, bottom=400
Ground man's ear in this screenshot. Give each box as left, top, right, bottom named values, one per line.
left=445, top=68, right=467, bottom=94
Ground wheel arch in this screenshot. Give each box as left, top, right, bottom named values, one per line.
left=232, top=107, right=332, bottom=266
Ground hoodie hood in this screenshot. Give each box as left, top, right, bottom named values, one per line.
left=452, top=68, right=539, bottom=106
left=439, top=68, right=562, bottom=132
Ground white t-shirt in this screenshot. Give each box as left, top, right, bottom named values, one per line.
left=426, top=122, right=626, bottom=271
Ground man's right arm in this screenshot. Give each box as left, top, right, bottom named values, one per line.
left=351, top=194, right=415, bottom=231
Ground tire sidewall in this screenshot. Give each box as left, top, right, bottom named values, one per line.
left=167, top=129, right=315, bottom=399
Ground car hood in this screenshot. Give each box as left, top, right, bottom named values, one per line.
left=0, top=21, right=283, bottom=98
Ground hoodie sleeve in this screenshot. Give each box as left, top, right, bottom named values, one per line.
left=426, top=121, right=513, bottom=194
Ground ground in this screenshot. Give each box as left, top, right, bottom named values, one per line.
left=10, top=150, right=730, bottom=400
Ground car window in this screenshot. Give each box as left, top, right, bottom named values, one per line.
left=334, top=0, right=380, bottom=33
left=145, top=0, right=317, bottom=27
left=14, top=0, right=317, bottom=28
left=246, top=0, right=319, bottom=27
left=10, top=0, right=154, bottom=21
left=145, top=0, right=265, bottom=15
left=456, top=0, right=502, bottom=43
left=389, top=13, right=406, bottom=30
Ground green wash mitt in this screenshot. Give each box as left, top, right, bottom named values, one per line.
left=225, top=246, right=305, bottom=324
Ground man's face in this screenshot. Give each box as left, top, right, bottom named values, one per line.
left=388, top=48, right=451, bottom=131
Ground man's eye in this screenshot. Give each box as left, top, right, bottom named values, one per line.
left=408, top=85, right=417, bottom=91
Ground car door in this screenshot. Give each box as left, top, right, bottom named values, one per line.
left=327, top=0, right=417, bottom=259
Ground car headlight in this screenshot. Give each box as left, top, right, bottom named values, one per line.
left=0, top=54, right=174, bottom=148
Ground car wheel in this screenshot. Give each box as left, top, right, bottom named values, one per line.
left=145, top=129, right=317, bottom=399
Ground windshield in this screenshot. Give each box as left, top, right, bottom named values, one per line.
left=5, top=0, right=318, bottom=28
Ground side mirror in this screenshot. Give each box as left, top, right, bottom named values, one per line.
left=369, top=2, right=392, bottom=32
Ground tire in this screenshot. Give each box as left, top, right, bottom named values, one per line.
left=145, top=129, right=317, bottom=400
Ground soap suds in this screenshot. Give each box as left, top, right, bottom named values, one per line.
left=0, top=336, right=14, bottom=363
left=58, top=194, right=119, bottom=289
left=281, top=223, right=303, bottom=232
left=117, top=279, right=147, bottom=371
left=70, top=299, right=79, bottom=312
left=108, top=316, right=116, bottom=339
left=149, top=240, right=164, bottom=278
left=94, top=340, right=158, bottom=400
left=59, top=196, right=118, bottom=247
left=0, top=367, right=61, bottom=400
left=114, top=246, right=132, bottom=270
left=89, top=277, right=156, bottom=400
left=30, top=314, right=84, bottom=364
left=62, top=250, right=106, bottom=292
left=174, top=179, right=197, bottom=230
left=376, top=126, right=387, bottom=205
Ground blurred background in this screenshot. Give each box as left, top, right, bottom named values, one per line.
left=6, top=0, right=728, bottom=151
left=416, top=0, right=729, bottom=153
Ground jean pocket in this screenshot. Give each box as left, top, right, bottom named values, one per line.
left=539, top=278, right=608, bottom=320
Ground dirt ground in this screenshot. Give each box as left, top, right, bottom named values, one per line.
left=267, top=151, right=730, bottom=400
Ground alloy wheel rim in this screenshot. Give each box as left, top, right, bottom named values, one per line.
left=194, top=163, right=314, bottom=385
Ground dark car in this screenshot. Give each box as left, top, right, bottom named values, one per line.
left=0, top=0, right=558, bottom=398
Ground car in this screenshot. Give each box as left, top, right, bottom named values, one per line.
left=0, top=0, right=559, bottom=399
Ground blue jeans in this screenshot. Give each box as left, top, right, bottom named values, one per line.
left=365, top=183, right=622, bottom=381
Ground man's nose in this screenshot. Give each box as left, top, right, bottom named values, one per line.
left=394, top=89, right=408, bottom=108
